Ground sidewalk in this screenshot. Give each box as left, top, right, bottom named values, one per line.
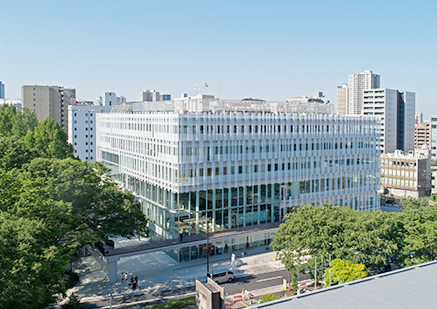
left=68, top=245, right=285, bottom=300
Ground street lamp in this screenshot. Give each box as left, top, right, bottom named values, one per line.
left=206, top=218, right=210, bottom=274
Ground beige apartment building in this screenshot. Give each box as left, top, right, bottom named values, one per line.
left=415, top=121, right=430, bottom=149
left=22, top=85, right=76, bottom=133
left=336, top=84, right=348, bottom=115
left=380, top=147, right=431, bottom=198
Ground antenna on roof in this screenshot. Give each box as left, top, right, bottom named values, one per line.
left=218, top=77, right=220, bottom=99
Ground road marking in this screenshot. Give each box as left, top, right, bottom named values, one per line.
left=97, top=292, right=196, bottom=309
left=239, top=301, right=248, bottom=307
left=256, top=275, right=283, bottom=283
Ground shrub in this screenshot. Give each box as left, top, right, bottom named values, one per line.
left=260, top=294, right=280, bottom=303
left=62, top=294, right=84, bottom=309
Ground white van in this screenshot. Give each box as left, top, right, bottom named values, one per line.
left=207, top=270, right=235, bottom=284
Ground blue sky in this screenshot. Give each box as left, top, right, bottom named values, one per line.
left=1, top=0, right=436, bottom=117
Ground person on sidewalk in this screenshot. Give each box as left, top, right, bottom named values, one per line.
left=123, top=272, right=128, bottom=283
left=179, top=228, right=183, bottom=242
left=132, top=276, right=138, bottom=290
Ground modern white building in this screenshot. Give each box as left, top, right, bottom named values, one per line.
left=96, top=96, right=381, bottom=250
left=0, top=98, right=21, bottom=111
left=347, top=70, right=380, bottom=115
left=68, top=92, right=116, bottom=162
left=363, top=88, right=415, bottom=153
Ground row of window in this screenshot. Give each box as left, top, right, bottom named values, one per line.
left=100, top=121, right=378, bottom=135
left=115, top=153, right=376, bottom=184
left=381, top=160, right=417, bottom=167
left=381, top=178, right=417, bottom=187
left=380, top=169, right=417, bottom=177
left=105, top=137, right=376, bottom=159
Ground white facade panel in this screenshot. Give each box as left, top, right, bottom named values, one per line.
left=96, top=102, right=381, bottom=241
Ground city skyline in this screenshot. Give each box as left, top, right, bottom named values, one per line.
left=1, top=1, right=436, bottom=117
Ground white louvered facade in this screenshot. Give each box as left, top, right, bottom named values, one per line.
left=96, top=99, right=381, bottom=241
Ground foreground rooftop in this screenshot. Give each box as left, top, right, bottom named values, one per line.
left=252, top=260, right=437, bottom=309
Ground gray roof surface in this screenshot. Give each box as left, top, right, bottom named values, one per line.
left=254, top=261, right=437, bottom=309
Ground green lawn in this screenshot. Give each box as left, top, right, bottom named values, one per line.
left=141, top=296, right=196, bottom=309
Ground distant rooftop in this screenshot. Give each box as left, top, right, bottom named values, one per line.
left=110, top=94, right=334, bottom=115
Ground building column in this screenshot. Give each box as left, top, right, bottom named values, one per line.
left=107, top=257, right=120, bottom=283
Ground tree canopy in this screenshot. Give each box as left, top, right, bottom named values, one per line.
left=0, top=111, right=148, bottom=308
left=272, top=202, right=437, bottom=277
left=0, top=104, right=38, bottom=138
left=271, top=204, right=402, bottom=274
left=24, top=117, right=74, bottom=159
left=324, top=259, right=370, bottom=287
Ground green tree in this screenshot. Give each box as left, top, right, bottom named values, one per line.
left=0, top=136, right=36, bottom=171
left=24, top=117, right=74, bottom=159
left=291, top=273, right=298, bottom=292
left=0, top=105, right=38, bottom=138
left=324, top=259, right=369, bottom=286
left=401, top=197, right=428, bottom=210
left=345, top=210, right=402, bottom=270
left=3, top=158, right=148, bottom=256
left=271, top=205, right=401, bottom=274
left=402, top=206, right=437, bottom=266
left=271, top=204, right=356, bottom=274
left=62, top=294, right=84, bottom=309
left=0, top=212, right=65, bottom=308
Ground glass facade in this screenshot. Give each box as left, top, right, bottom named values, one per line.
left=165, top=232, right=273, bottom=262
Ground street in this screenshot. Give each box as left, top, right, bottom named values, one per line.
left=82, top=269, right=310, bottom=308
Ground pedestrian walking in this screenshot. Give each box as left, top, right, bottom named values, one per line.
left=123, top=272, right=128, bottom=283
left=179, top=228, right=183, bottom=242
left=133, top=275, right=138, bottom=290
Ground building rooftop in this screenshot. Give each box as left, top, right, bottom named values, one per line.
left=381, top=147, right=430, bottom=160
left=110, top=95, right=334, bottom=115
left=252, top=260, right=437, bottom=309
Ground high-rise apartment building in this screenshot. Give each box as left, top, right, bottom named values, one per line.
left=0, top=81, right=4, bottom=99
left=336, top=84, right=348, bottom=115
left=415, top=111, right=423, bottom=124
left=363, top=88, right=415, bottom=153
left=141, top=89, right=161, bottom=102
left=22, top=85, right=76, bottom=132
left=415, top=121, right=430, bottom=149
left=429, top=116, right=437, bottom=160
left=347, top=70, right=380, bottom=115
left=97, top=96, right=380, bottom=253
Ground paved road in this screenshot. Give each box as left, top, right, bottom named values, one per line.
left=83, top=269, right=310, bottom=308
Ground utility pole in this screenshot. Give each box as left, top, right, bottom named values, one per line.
left=206, top=219, right=210, bottom=273
left=314, top=256, right=317, bottom=291
left=321, top=255, right=324, bottom=289
left=329, top=254, right=331, bottom=287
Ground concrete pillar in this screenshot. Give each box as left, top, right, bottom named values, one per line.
left=107, top=257, right=119, bottom=283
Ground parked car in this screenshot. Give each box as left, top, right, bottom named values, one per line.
left=207, top=269, right=235, bottom=284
